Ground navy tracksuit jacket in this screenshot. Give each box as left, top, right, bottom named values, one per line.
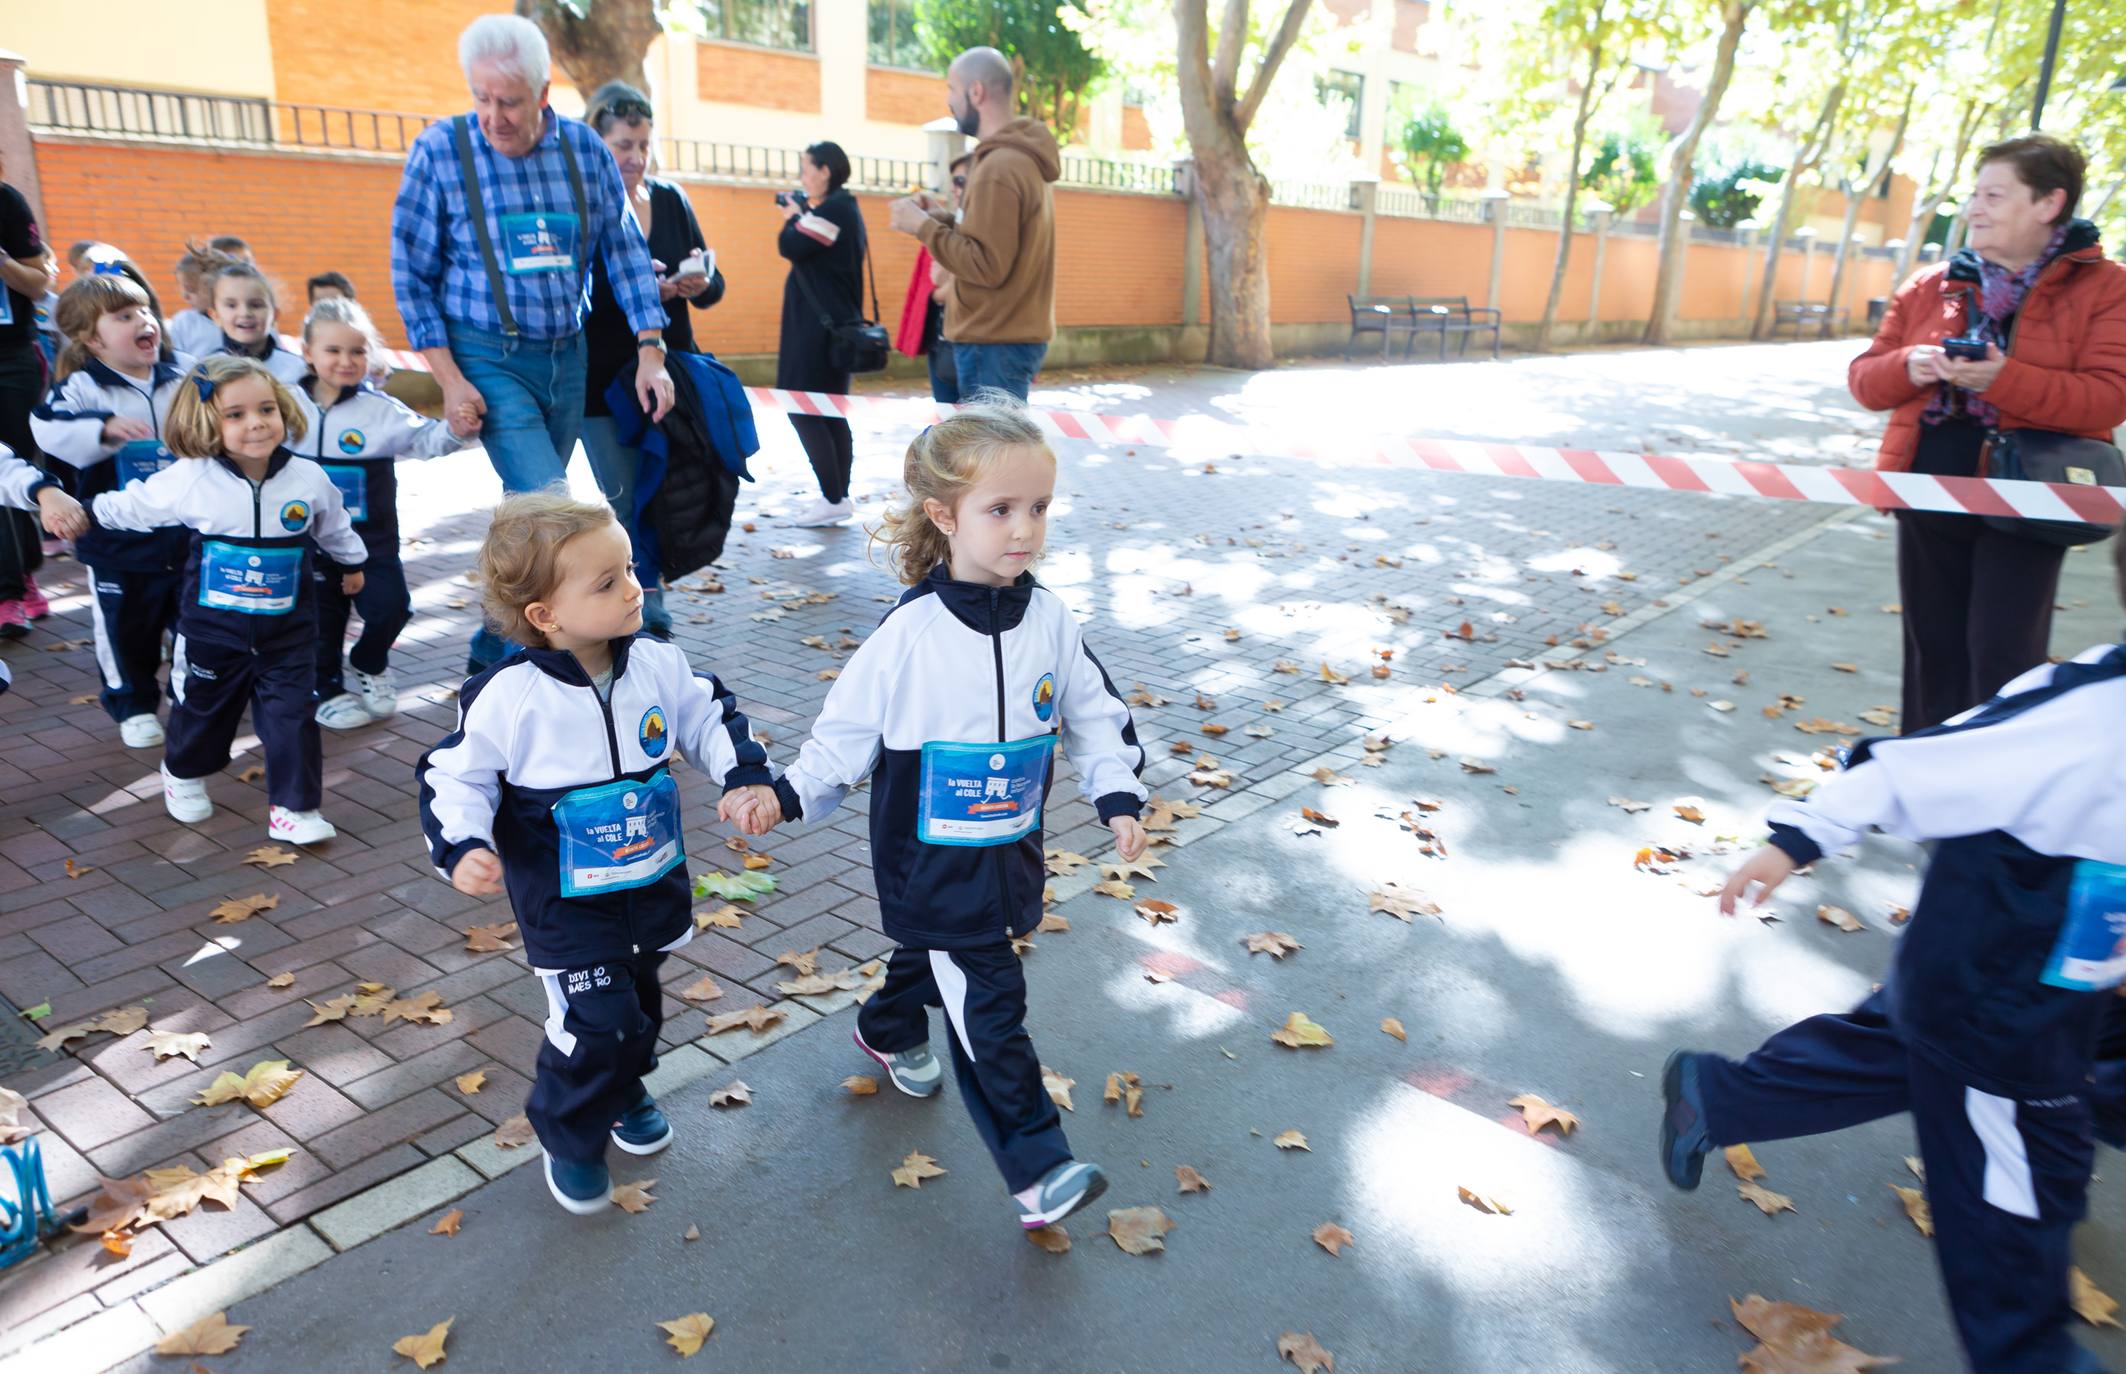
left=774, top=568, right=1148, bottom=1191
left=1697, top=644, right=2126, bottom=1374
left=415, top=637, right=772, bottom=1161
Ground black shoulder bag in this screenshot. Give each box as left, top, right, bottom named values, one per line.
left=1983, top=430, right=2125, bottom=547
left=789, top=205, right=889, bottom=375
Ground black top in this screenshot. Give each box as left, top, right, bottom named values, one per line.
left=0, top=183, right=43, bottom=348
left=775, top=188, right=867, bottom=393
left=583, top=178, right=725, bottom=418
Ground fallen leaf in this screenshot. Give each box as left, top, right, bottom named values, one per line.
left=155, top=1312, right=250, bottom=1356
left=1273, top=1129, right=1310, bottom=1151
left=1312, top=1220, right=1355, bottom=1256
left=1831, top=662, right=1859, bottom=674
left=242, top=846, right=298, bottom=869
left=1369, top=885, right=1441, bottom=921
left=1458, top=757, right=1496, bottom=776
left=1319, top=662, right=1350, bottom=685
left=1457, top=1185, right=1513, bottom=1215
left=1725, top=1144, right=1767, bottom=1182
left=704, top=1006, right=786, bottom=1036
left=303, top=994, right=358, bottom=1027
left=1242, top=931, right=1302, bottom=959
left=657, top=1313, right=716, bottom=1358
left=1026, top=1224, right=1071, bottom=1253
left=1103, top=1071, right=1145, bottom=1117
left=1674, top=804, right=1706, bottom=825
left=193, top=1059, right=303, bottom=1108
left=1176, top=1165, right=1211, bottom=1194
left=1277, top=1330, right=1336, bottom=1373
left=1608, top=796, right=1652, bottom=813
left=694, top=905, right=745, bottom=930
left=679, top=976, right=724, bottom=1003
left=493, top=1115, right=537, bottom=1149
left=206, top=892, right=276, bottom=925
left=144, top=1029, right=212, bottom=1063
left=431, top=1209, right=463, bottom=1237
left=392, top=1317, right=453, bottom=1369
left=1890, top=1184, right=1933, bottom=1237
left=774, top=948, right=820, bottom=976
left=1738, top=1181, right=1797, bottom=1215
left=892, top=1151, right=946, bottom=1188
left=383, top=991, right=453, bottom=1026
left=1044, top=849, right=1093, bottom=875
left=1107, top=1205, right=1175, bottom=1255
left=0, top=1087, right=33, bottom=1145
left=1507, top=1094, right=1580, bottom=1137
left=1271, top=1012, right=1334, bottom=1049
left=1311, top=767, right=1353, bottom=786
left=683, top=1224, right=701, bottom=1241
left=841, top=1075, right=879, bottom=1096
left=709, top=1080, right=751, bottom=1108
left=610, top=1178, right=659, bottom=1213
left=1568, top=719, right=1595, bottom=732
left=462, top=921, right=517, bottom=952
left=1380, top=1017, right=1407, bottom=1042
left=1105, top=853, right=1166, bottom=882
left=1816, top=904, right=1864, bottom=933
left=1042, top=1065, right=1076, bottom=1112
left=1036, top=911, right=1070, bottom=933
left=2072, top=1267, right=2120, bottom=1327
left=1091, top=878, right=1135, bottom=901
left=742, top=852, right=774, bottom=870
left=1133, top=898, right=1177, bottom=925
left=265, top=972, right=295, bottom=989
left=1730, top=1295, right=1895, bottom=1372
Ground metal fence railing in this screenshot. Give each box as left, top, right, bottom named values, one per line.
left=27, top=79, right=433, bottom=154
left=1271, top=179, right=1358, bottom=212
left=1374, top=188, right=1490, bottom=224
left=1057, top=156, right=1176, bottom=195
left=656, top=139, right=930, bottom=193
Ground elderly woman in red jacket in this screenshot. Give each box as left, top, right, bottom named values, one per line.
left=1849, top=133, right=2126, bottom=732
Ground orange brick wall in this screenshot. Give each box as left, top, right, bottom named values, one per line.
left=1121, top=105, right=1152, bottom=153
left=866, top=68, right=947, bottom=127
left=1056, top=191, right=1189, bottom=328
left=697, top=42, right=821, bottom=114
left=1265, top=207, right=1364, bottom=324
left=265, top=0, right=493, bottom=116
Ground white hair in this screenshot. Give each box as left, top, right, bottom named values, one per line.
left=459, top=14, right=551, bottom=92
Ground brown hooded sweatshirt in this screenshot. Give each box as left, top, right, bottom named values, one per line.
left=917, top=117, right=1061, bottom=345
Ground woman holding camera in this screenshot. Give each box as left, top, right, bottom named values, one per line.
left=1850, top=133, right=2126, bottom=732
left=775, top=141, right=866, bottom=527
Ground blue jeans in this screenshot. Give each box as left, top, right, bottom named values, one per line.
left=445, top=321, right=586, bottom=668
left=927, top=339, right=960, bottom=405
left=951, top=341, right=1046, bottom=402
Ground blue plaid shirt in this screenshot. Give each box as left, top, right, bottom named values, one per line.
left=390, top=109, right=663, bottom=350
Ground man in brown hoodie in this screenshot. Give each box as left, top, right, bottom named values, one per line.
left=889, top=47, right=1061, bottom=402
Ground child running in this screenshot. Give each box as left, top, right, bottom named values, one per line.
left=206, top=261, right=307, bottom=386
left=90, top=356, right=366, bottom=843
left=166, top=244, right=227, bottom=358
left=297, top=297, right=476, bottom=730
left=30, top=273, right=193, bottom=744
left=415, top=489, right=783, bottom=1214
left=1661, top=530, right=2126, bottom=1374
left=741, top=399, right=1149, bottom=1233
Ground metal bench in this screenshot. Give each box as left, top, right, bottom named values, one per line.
left=1345, top=294, right=1423, bottom=361
left=1408, top=295, right=1503, bottom=361
left=1771, top=301, right=1852, bottom=340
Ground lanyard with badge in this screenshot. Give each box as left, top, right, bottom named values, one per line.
left=321, top=464, right=368, bottom=521
left=197, top=540, right=304, bottom=614
left=114, top=438, right=174, bottom=486
left=550, top=768, right=685, bottom=896
left=2039, top=861, right=2126, bottom=991
left=917, top=736, right=1055, bottom=847
left=452, top=114, right=590, bottom=337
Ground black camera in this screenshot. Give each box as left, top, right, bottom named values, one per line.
left=774, top=189, right=808, bottom=210
left=1941, top=333, right=1991, bottom=361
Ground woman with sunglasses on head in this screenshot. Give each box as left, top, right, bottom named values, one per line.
left=578, top=81, right=725, bottom=639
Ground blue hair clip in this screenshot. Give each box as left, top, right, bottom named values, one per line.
left=189, top=372, right=216, bottom=404
left=91, top=260, right=128, bottom=277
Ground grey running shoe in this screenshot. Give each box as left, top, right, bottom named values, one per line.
left=1018, top=1160, right=1108, bottom=1229
left=853, top=1027, right=942, bottom=1098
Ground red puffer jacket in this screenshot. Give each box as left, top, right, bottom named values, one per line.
left=1847, top=220, right=2126, bottom=471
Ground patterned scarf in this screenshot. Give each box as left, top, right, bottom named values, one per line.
left=1922, top=220, right=2071, bottom=429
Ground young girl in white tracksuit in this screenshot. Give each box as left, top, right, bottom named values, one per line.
left=30, top=272, right=194, bottom=747
left=295, top=297, right=476, bottom=731
left=0, top=443, right=87, bottom=546
left=90, top=356, right=366, bottom=846
left=205, top=261, right=308, bottom=387
left=748, top=401, right=1150, bottom=1233
left=414, top=489, right=782, bottom=1215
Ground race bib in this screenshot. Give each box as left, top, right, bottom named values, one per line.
left=917, top=736, right=1054, bottom=847
left=2040, top=861, right=2126, bottom=992
left=115, top=438, right=174, bottom=486
left=498, top=211, right=580, bottom=275
left=197, top=540, right=303, bottom=615
left=322, top=463, right=368, bottom=522
left=0, top=290, right=13, bottom=327
left=550, top=768, right=683, bottom=897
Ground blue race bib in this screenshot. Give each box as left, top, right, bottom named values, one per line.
left=550, top=768, right=684, bottom=897
left=2040, top=861, right=2126, bottom=992
left=322, top=463, right=368, bottom=522
left=498, top=211, right=580, bottom=275
left=114, top=438, right=174, bottom=486
left=917, top=736, right=1055, bottom=847
left=197, top=541, right=303, bottom=615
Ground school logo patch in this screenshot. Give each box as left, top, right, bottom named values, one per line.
left=336, top=428, right=367, bottom=455
left=278, top=500, right=309, bottom=531
left=639, top=705, right=668, bottom=758
left=1031, top=672, right=1057, bottom=722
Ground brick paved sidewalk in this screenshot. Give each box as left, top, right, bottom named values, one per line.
left=0, top=359, right=1837, bottom=1352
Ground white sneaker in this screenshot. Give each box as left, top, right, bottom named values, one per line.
left=119, top=713, right=165, bottom=748
left=268, top=806, right=336, bottom=845
left=788, top=498, right=854, bottom=528
left=161, top=765, right=212, bottom=823
left=353, top=667, right=397, bottom=720
left=315, top=692, right=372, bottom=731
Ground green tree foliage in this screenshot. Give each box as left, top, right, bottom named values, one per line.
left=1396, top=105, right=1468, bottom=195
left=1688, top=156, right=1780, bottom=227
left=917, top=0, right=1106, bottom=142
left=1584, top=123, right=1663, bottom=215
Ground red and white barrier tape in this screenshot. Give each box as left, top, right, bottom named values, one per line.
left=379, top=354, right=2124, bottom=524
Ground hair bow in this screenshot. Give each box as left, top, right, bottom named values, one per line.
left=189, top=372, right=217, bottom=404
left=91, top=260, right=129, bottom=277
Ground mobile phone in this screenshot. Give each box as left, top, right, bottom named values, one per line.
left=1941, top=334, right=1990, bottom=361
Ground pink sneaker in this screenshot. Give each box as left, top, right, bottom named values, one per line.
left=19, top=574, right=49, bottom=621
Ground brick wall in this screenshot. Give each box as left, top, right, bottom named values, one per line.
left=264, top=0, right=492, bottom=117
left=1121, top=105, right=1153, bottom=153
left=697, top=42, right=821, bottom=114
left=865, top=68, right=947, bottom=127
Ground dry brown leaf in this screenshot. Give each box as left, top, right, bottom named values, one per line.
left=704, top=1005, right=786, bottom=1036
left=154, top=1311, right=249, bottom=1356
left=1026, top=1224, right=1071, bottom=1253
left=1103, top=1071, right=1145, bottom=1118
left=1036, top=911, right=1070, bottom=933
left=210, top=893, right=279, bottom=924
left=242, top=845, right=298, bottom=869
left=1816, top=904, right=1864, bottom=933
left=1312, top=1221, right=1355, bottom=1256
left=2072, top=1267, right=2120, bottom=1327
left=1507, top=1093, right=1580, bottom=1137
left=678, top=976, right=724, bottom=1003
left=1890, top=1184, right=1933, bottom=1237
left=1738, top=1181, right=1797, bottom=1216
left=657, top=1313, right=716, bottom=1357
left=891, top=1151, right=946, bottom=1188
left=1042, top=1065, right=1076, bottom=1112
left=841, top=1075, right=879, bottom=1096
left=1271, top=1012, right=1334, bottom=1049
left=1725, top=1144, right=1768, bottom=1182
left=1369, top=885, right=1441, bottom=922
left=1674, top=804, right=1706, bottom=825
left=493, top=1114, right=537, bottom=1149
left=1457, top=1186, right=1513, bottom=1215
left=392, top=1318, right=453, bottom=1369
left=1608, top=796, right=1652, bottom=813
left=1458, top=757, right=1496, bottom=775
left=194, top=1059, right=303, bottom=1109
left=431, top=1209, right=463, bottom=1237
left=610, top=1178, right=659, bottom=1213
left=1105, top=853, right=1166, bottom=881
left=1176, top=1165, right=1211, bottom=1194
left=1107, top=1205, right=1175, bottom=1255
left=462, top=921, right=517, bottom=952
left=144, top=1029, right=212, bottom=1063
left=303, top=994, right=358, bottom=1027
left=1133, top=898, right=1177, bottom=925
left=694, top=905, right=744, bottom=931
left=1091, top=878, right=1135, bottom=901
left=1044, top=848, right=1094, bottom=875
left=709, top=1080, right=751, bottom=1108
left=1273, top=1129, right=1310, bottom=1151
left=683, top=1224, right=701, bottom=1241
left=774, top=948, right=820, bottom=976
left=1311, top=767, right=1353, bottom=786
left=265, top=972, right=295, bottom=989
left=1242, top=931, right=1302, bottom=958
left=1319, top=662, right=1350, bottom=686
left=1380, top=1017, right=1407, bottom=1042
left=383, top=991, right=453, bottom=1026
left=1277, top=1330, right=1336, bottom=1373
left=1730, top=1295, right=1896, bottom=1372
left=742, top=853, right=774, bottom=870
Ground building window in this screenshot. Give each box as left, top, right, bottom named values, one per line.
left=1316, top=70, right=1364, bottom=139
left=868, top=0, right=924, bottom=68
left=698, top=0, right=813, bottom=52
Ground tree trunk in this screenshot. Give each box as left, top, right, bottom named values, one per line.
left=1536, top=7, right=1608, bottom=353
left=1895, top=100, right=1983, bottom=286
left=1825, top=96, right=1909, bottom=335
left=1643, top=0, right=1751, bottom=346
left=1749, top=81, right=1844, bottom=341
left=516, top=0, right=661, bottom=98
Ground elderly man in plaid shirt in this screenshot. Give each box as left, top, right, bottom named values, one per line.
left=391, top=12, right=675, bottom=673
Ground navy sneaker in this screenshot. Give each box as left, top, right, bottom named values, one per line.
left=544, top=1153, right=609, bottom=1215
left=611, top=1094, right=674, bottom=1155
left=1659, top=1050, right=1713, bottom=1191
